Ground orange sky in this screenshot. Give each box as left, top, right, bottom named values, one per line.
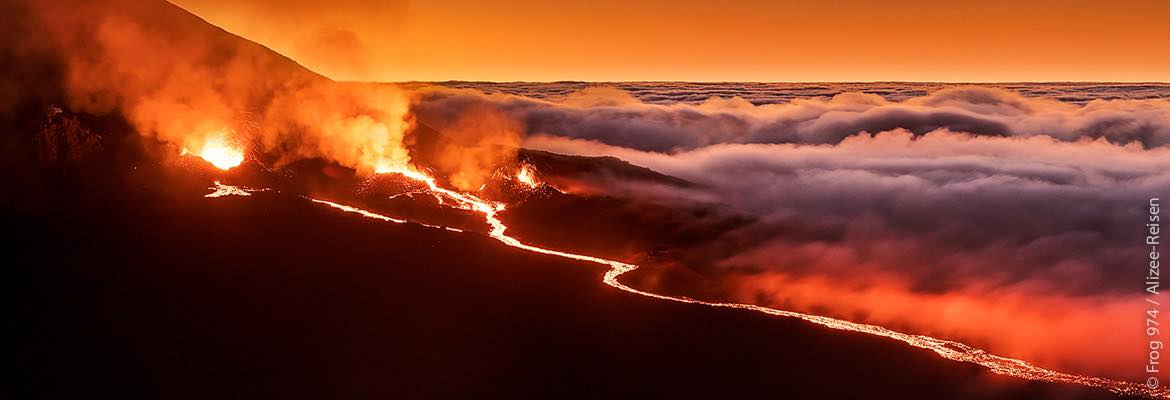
left=170, top=0, right=1170, bottom=82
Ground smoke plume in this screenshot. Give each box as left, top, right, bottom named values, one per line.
left=23, top=0, right=416, bottom=175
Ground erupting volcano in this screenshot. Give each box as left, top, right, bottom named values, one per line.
left=190, top=136, right=1165, bottom=397
left=188, top=128, right=1167, bottom=396
left=9, top=0, right=1169, bottom=399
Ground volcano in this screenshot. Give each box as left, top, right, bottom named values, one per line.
left=2, top=1, right=1147, bottom=399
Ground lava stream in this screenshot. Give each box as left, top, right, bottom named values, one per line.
left=205, top=181, right=267, bottom=198
left=210, top=174, right=1166, bottom=398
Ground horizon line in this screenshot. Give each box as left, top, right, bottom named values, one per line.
left=352, top=80, right=1170, bottom=85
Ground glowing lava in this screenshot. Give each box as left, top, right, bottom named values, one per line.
left=186, top=135, right=244, bottom=170
left=516, top=164, right=540, bottom=188
left=205, top=181, right=267, bottom=198
left=209, top=168, right=1168, bottom=398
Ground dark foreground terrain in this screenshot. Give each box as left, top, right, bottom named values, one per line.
left=7, top=158, right=1117, bottom=399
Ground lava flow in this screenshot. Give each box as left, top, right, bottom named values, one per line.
left=209, top=170, right=1167, bottom=398
left=205, top=181, right=267, bottom=198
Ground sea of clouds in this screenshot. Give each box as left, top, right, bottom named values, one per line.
left=413, top=84, right=1170, bottom=378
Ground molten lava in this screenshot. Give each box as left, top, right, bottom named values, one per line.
left=205, top=168, right=1169, bottom=399
left=516, top=164, right=540, bottom=188
left=186, top=135, right=245, bottom=170
left=205, top=181, right=267, bottom=198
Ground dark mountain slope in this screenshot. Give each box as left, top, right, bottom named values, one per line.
left=10, top=172, right=1113, bottom=399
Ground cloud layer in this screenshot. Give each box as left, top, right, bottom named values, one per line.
left=414, top=85, right=1170, bottom=152
left=416, top=84, right=1170, bottom=379
left=426, top=81, right=1170, bottom=106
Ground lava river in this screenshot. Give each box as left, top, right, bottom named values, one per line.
left=206, top=176, right=1167, bottom=399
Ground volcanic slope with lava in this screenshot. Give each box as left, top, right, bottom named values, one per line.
left=3, top=0, right=1136, bottom=398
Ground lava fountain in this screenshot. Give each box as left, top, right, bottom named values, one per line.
left=184, top=134, right=245, bottom=170
left=516, top=164, right=540, bottom=188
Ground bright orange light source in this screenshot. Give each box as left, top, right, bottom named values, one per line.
left=189, top=135, right=244, bottom=170
left=516, top=164, right=539, bottom=188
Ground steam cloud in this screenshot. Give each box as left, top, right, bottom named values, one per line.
left=16, top=0, right=423, bottom=176
left=413, top=84, right=1170, bottom=379
left=5, top=0, right=524, bottom=193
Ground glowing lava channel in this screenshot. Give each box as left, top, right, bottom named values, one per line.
left=211, top=172, right=1167, bottom=398
left=205, top=181, right=267, bottom=198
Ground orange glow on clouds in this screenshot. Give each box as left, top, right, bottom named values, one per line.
left=170, top=0, right=1170, bottom=82
left=723, top=271, right=1155, bottom=380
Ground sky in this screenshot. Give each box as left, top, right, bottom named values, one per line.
left=171, top=0, right=1170, bottom=83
